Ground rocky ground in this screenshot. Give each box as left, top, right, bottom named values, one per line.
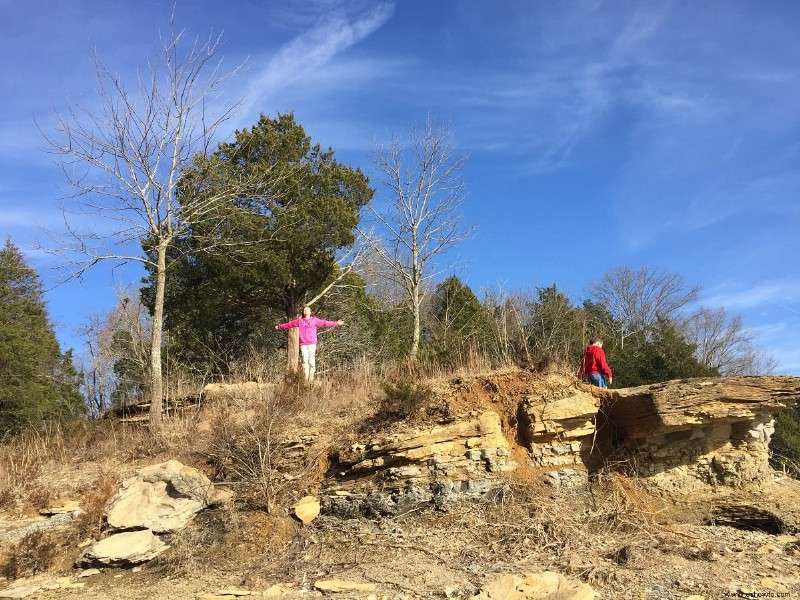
left=1, top=370, right=799, bottom=599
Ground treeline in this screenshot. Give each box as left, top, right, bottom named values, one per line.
left=3, top=26, right=796, bottom=477
left=0, top=115, right=780, bottom=433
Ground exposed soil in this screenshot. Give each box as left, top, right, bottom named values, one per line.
left=1, top=369, right=799, bottom=599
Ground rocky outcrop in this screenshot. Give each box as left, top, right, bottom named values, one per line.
left=325, top=373, right=800, bottom=516
left=79, top=459, right=231, bottom=567
left=201, top=381, right=277, bottom=403
left=602, top=376, right=800, bottom=490
left=517, top=385, right=600, bottom=471
left=325, top=410, right=515, bottom=517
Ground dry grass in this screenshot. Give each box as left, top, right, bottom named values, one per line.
left=3, top=360, right=791, bottom=598
left=268, top=475, right=673, bottom=594
left=76, top=471, right=120, bottom=537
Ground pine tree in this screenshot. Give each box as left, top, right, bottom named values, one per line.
left=143, top=113, right=373, bottom=374
left=0, top=240, right=83, bottom=435
left=609, top=317, right=719, bottom=387
left=427, top=276, right=492, bottom=364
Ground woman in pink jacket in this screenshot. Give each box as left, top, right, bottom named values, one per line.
left=275, top=306, right=344, bottom=382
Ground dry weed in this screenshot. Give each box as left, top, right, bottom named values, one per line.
left=0, top=428, right=70, bottom=511
left=200, top=386, right=297, bottom=512
left=0, top=530, right=59, bottom=579
left=76, top=471, right=120, bottom=537
left=587, top=472, right=667, bottom=537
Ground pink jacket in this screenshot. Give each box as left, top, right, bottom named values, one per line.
left=276, top=316, right=340, bottom=346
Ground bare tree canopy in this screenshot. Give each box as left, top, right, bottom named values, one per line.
left=684, top=306, right=777, bottom=375
left=588, top=266, right=701, bottom=346
left=41, top=24, right=242, bottom=428
left=365, top=114, right=475, bottom=358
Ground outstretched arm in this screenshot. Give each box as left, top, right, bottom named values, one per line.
left=315, top=318, right=345, bottom=327
left=275, top=318, right=301, bottom=330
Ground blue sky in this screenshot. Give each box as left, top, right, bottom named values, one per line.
left=2, top=1, right=799, bottom=373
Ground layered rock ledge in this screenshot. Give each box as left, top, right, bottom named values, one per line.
left=323, top=373, right=800, bottom=517
left=602, top=376, right=800, bottom=490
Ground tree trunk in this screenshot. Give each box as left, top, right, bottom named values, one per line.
left=410, top=284, right=421, bottom=360
left=286, top=327, right=300, bottom=372
left=409, top=242, right=420, bottom=360
left=148, top=243, right=167, bottom=430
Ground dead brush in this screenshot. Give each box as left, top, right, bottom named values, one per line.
left=587, top=472, right=666, bottom=537
left=76, top=471, right=119, bottom=537
left=474, top=484, right=585, bottom=558
left=0, top=530, right=58, bottom=579
left=0, top=428, right=67, bottom=511
left=200, top=386, right=303, bottom=513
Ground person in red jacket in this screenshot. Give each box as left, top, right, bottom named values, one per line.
left=578, top=337, right=613, bottom=388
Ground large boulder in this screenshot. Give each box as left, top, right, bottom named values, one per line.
left=106, top=460, right=230, bottom=533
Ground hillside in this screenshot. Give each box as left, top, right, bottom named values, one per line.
left=1, top=369, right=799, bottom=599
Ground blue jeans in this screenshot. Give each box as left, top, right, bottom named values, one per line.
left=587, top=373, right=607, bottom=388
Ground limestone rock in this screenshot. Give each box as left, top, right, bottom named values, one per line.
left=0, top=583, right=42, bottom=599
left=314, top=579, right=377, bottom=593
left=606, top=376, right=799, bottom=439
left=80, top=529, right=169, bottom=566
left=294, top=495, right=320, bottom=525
left=201, top=381, right=277, bottom=403
left=138, top=460, right=213, bottom=502
left=602, top=376, right=800, bottom=490
left=518, top=390, right=598, bottom=442
left=340, top=410, right=509, bottom=471
left=517, top=386, right=600, bottom=469
left=106, top=478, right=205, bottom=533
left=472, top=571, right=596, bottom=599
left=325, top=410, right=513, bottom=516
left=39, top=500, right=81, bottom=516
left=106, top=459, right=221, bottom=533
left=77, top=568, right=101, bottom=578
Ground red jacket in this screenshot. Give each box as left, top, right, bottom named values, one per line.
left=578, top=344, right=612, bottom=379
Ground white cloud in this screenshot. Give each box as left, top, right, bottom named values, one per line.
left=703, top=280, right=800, bottom=313
left=240, top=2, right=394, bottom=116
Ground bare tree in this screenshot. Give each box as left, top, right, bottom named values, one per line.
left=683, top=306, right=777, bottom=375
left=365, top=115, right=475, bottom=359
left=481, top=285, right=533, bottom=368
left=588, top=266, right=701, bottom=347
left=80, top=287, right=152, bottom=416
left=42, top=25, right=243, bottom=428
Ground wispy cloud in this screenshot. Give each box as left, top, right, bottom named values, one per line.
left=703, top=280, right=800, bottom=313
left=239, top=2, right=395, bottom=118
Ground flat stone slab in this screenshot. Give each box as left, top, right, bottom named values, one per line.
left=81, top=529, right=169, bottom=566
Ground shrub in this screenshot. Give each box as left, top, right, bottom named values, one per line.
left=380, top=379, right=434, bottom=419
left=771, top=405, right=800, bottom=478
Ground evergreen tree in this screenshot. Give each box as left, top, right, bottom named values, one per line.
left=771, top=404, right=800, bottom=479
left=0, top=240, right=83, bottom=435
left=527, top=285, right=583, bottom=366
left=610, top=317, right=719, bottom=387
left=143, top=114, right=373, bottom=374
left=427, top=276, right=491, bottom=364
